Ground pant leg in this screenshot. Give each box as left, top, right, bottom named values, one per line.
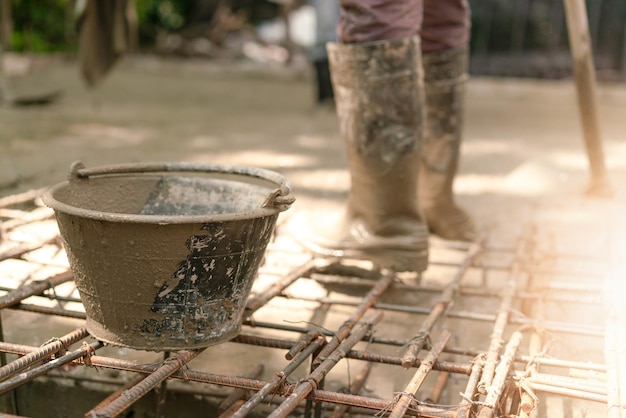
left=337, top=0, right=422, bottom=43
left=421, top=0, right=470, bottom=52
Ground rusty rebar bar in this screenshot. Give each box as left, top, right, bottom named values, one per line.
left=10, top=303, right=86, bottom=319
left=426, top=371, right=450, bottom=405
left=285, top=331, right=322, bottom=360
left=518, top=331, right=542, bottom=418
left=0, top=341, right=102, bottom=394
left=0, top=341, right=38, bottom=355
left=245, top=258, right=325, bottom=314
left=521, top=372, right=607, bottom=395
left=0, top=327, right=89, bottom=381
left=389, top=330, right=452, bottom=418
left=527, top=382, right=608, bottom=403
left=267, top=312, right=382, bottom=418
left=70, top=353, right=460, bottom=416
left=345, top=349, right=471, bottom=375
left=0, top=237, right=58, bottom=262
left=457, top=354, right=485, bottom=418
left=0, top=188, right=46, bottom=208
left=604, top=282, right=626, bottom=416
left=401, top=237, right=484, bottom=368
left=478, top=256, right=524, bottom=391
left=0, top=270, right=73, bottom=308
left=231, top=335, right=326, bottom=418
left=328, top=361, right=372, bottom=418
left=218, top=364, right=264, bottom=417
left=313, top=272, right=394, bottom=368
left=88, top=374, right=146, bottom=416
left=251, top=294, right=605, bottom=338
left=235, top=327, right=473, bottom=375
left=86, top=349, right=201, bottom=418
left=0, top=206, right=54, bottom=233
left=477, top=329, right=525, bottom=418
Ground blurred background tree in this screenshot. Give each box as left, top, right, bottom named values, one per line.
left=1, top=0, right=625, bottom=80
left=3, top=0, right=281, bottom=53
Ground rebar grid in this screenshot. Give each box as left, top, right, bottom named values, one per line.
left=0, top=190, right=623, bottom=417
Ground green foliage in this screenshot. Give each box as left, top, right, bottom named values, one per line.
left=135, top=0, right=196, bottom=46
left=6, top=0, right=281, bottom=53
left=10, top=0, right=74, bottom=52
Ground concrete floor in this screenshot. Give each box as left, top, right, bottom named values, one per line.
left=1, top=54, right=625, bottom=417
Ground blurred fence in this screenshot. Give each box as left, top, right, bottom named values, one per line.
left=469, top=0, right=626, bottom=81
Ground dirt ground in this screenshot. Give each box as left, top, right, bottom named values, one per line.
left=3, top=53, right=626, bottom=231
left=1, top=53, right=626, bottom=417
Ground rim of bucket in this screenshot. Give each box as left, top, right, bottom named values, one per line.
left=42, top=161, right=295, bottom=224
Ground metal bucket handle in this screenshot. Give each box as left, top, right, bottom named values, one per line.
left=69, top=161, right=295, bottom=212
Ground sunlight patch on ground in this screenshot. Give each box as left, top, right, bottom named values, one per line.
left=549, top=151, right=593, bottom=170
left=295, top=134, right=339, bottom=150
left=284, top=169, right=349, bottom=192
left=461, top=138, right=521, bottom=155
left=457, top=160, right=572, bottom=197
left=189, top=150, right=318, bottom=170
left=186, top=135, right=221, bottom=149
left=66, top=123, right=150, bottom=148
left=604, top=140, right=626, bottom=169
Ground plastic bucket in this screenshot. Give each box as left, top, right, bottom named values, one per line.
left=43, top=162, right=294, bottom=351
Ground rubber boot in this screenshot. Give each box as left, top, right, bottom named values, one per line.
left=303, top=36, right=429, bottom=272
left=419, top=48, right=476, bottom=242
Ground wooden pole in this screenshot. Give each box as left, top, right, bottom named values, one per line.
left=563, top=0, right=612, bottom=196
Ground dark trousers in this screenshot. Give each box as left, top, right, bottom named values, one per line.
left=337, top=0, right=470, bottom=52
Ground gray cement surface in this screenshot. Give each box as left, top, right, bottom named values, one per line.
left=1, top=54, right=626, bottom=417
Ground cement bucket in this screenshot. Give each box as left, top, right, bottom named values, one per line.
left=43, top=162, right=294, bottom=351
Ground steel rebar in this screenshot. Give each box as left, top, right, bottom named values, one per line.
left=10, top=303, right=86, bottom=319
left=0, top=270, right=73, bottom=308
left=231, top=335, right=326, bottom=418
left=235, top=325, right=473, bottom=375
left=328, top=361, right=372, bottom=418
left=478, top=329, right=525, bottom=418
left=478, top=237, right=526, bottom=392
left=519, top=331, right=542, bottom=418
left=389, top=330, right=452, bottom=418
left=86, top=349, right=202, bottom=418
left=457, top=354, right=485, bottom=418
left=401, top=237, right=484, bottom=368
left=0, top=327, right=89, bottom=381
left=88, top=374, right=146, bottom=416
left=0, top=188, right=46, bottom=208
left=0, top=206, right=54, bottom=233
left=75, top=343, right=455, bottom=416
left=267, top=312, right=382, bottom=418
left=529, top=382, right=607, bottom=403
left=0, top=237, right=58, bottom=262
left=0, top=341, right=102, bottom=394
left=312, top=271, right=394, bottom=368
left=426, top=371, right=450, bottom=405
left=218, top=364, right=264, bottom=417
left=245, top=258, right=325, bottom=314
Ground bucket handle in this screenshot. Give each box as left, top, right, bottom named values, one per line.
left=69, top=161, right=295, bottom=212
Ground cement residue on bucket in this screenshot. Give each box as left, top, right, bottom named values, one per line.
left=43, top=162, right=294, bottom=351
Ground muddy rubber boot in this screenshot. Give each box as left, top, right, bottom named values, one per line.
left=419, top=48, right=476, bottom=242
left=298, top=36, right=429, bottom=272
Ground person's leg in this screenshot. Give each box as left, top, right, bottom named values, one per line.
left=304, top=0, right=429, bottom=272
left=418, top=0, right=476, bottom=241
left=337, top=0, right=422, bottom=43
